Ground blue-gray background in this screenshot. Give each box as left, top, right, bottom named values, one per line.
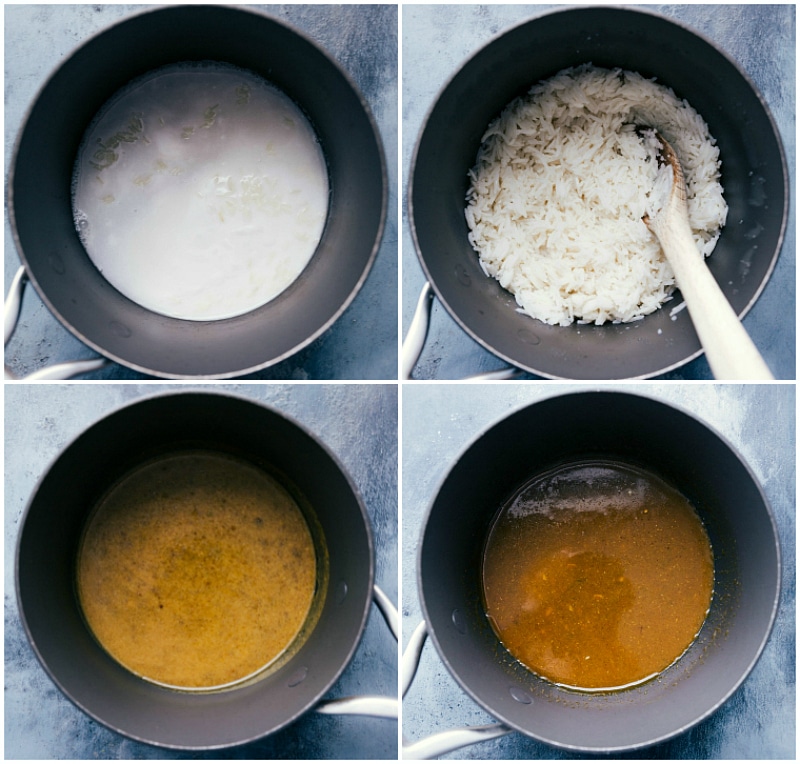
left=402, top=4, right=796, bottom=380
left=402, top=383, right=795, bottom=758
left=4, top=4, right=398, bottom=380
left=5, top=384, right=398, bottom=759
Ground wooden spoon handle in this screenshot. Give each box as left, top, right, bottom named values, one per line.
left=655, top=211, right=774, bottom=380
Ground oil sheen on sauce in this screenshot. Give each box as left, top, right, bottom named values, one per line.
left=76, top=450, right=324, bottom=690
left=72, top=63, right=329, bottom=321
left=482, top=461, right=714, bottom=691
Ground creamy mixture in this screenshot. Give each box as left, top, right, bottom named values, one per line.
left=77, top=450, right=322, bottom=690
left=72, top=63, right=329, bottom=321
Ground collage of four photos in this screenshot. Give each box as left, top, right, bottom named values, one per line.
left=4, top=3, right=796, bottom=760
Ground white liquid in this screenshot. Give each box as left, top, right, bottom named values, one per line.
left=72, top=64, right=329, bottom=321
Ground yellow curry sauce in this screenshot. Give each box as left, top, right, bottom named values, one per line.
left=482, top=461, right=713, bottom=691
left=77, top=450, right=322, bottom=689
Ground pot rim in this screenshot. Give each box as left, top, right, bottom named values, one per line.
left=15, top=388, right=376, bottom=749
left=408, top=4, right=789, bottom=380
left=416, top=388, right=782, bottom=753
left=7, top=4, right=388, bottom=379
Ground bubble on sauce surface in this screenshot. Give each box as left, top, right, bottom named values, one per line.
left=507, top=463, right=654, bottom=520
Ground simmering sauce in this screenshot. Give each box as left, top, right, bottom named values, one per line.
left=482, top=461, right=713, bottom=691
left=77, top=450, right=323, bottom=690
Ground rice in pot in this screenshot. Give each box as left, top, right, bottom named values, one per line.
left=465, top=64, right=728, bottom=326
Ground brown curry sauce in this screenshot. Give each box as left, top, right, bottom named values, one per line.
left=77, top=450, right=324, bottom=690
left=482, top=461, right=713, bottom=691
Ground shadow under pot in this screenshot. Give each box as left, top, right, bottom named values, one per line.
left=8, top=5, right=386, bottom=379
left=417, top=391, right=780, bottom=754
left=16, top=391, right=384, bottom=749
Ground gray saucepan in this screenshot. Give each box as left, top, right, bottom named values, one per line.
left=16, top=391, right=392, bottom=749
left=407, top=6, right=787, bottom=379
left=8, top=5, right=386, bottom=379
left=416, top=391, right=780, bottom=754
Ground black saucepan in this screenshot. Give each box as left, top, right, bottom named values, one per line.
left=409, top=6, right=787, bottom=379
left=16, top=391, right=376, bottom=749
left=418, top=391, right=781, bottom=752
left=9, top=5, right=386, bottom=379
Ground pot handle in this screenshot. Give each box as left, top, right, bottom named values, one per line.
left=314, top=585, right=399, bottom=720
left=402, top=281, right=435, bottom=380
left=401, top=621, right=511, bottom=759
left=402, top=281, right=524, bottom=381
left=4, top=266, right=108, bottom=380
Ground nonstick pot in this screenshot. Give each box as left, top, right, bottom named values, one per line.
left=408, top=6, right=787, bottom=379
left=416, top=391, right=781, bottom=753
left=16, top=391, right=384, bottom=749
left=8, top=5, right=386, bottom=379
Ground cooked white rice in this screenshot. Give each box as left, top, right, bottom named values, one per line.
left=465, top=64, right=728, bottom=326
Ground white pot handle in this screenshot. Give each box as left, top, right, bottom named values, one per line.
left=401, top=281, right=523, bottom=381
left=402, top=281, right=435, bottom=380
left=4, top=266, right=108, bottom=380
left=314, top=585, right=399, bottom=720
left=401, top=620, right=511, bottom=759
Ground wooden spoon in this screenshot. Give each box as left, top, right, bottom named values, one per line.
left=642, top=131, right=774, bottom=380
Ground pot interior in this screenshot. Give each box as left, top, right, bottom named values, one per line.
left=16, top=393, right=374, bottom=749
left=411, top=7, right=786, bottom=379
left=11, top=6, right=385, bottom=378
left=419, top=391, right=779, bottom=752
